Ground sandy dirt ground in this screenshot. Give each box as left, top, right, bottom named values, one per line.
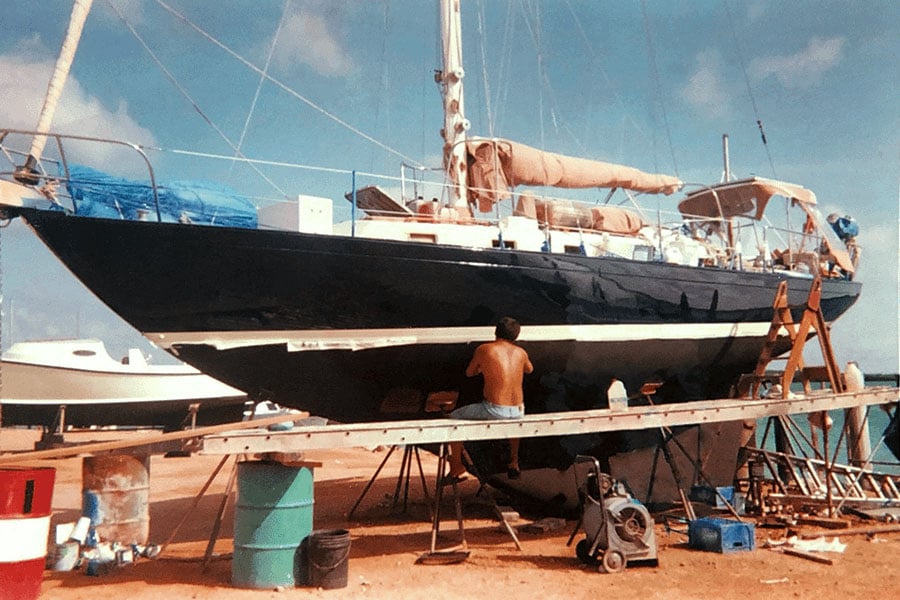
left=1, top=427, right=897, bottom=600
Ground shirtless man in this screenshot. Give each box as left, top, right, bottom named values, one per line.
left=446, top=317, right=534, bottom=482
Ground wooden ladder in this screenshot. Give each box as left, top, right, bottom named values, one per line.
left=745, top=447, right=900, bottom=506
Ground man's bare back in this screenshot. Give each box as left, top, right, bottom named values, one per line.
left=446, top=317, right=532, bottom=479
left=466, top=339, right=533, bottom=407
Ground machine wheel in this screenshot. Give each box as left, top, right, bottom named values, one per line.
left=599, top=550, right=627, bottom=574
left=575, top=539, right=598, bottom=565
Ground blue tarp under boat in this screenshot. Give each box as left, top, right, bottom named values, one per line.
left=64, top=165, right=257, bottom=228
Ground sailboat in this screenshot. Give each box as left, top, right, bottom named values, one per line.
left=0, top=1, right=862, bottom=499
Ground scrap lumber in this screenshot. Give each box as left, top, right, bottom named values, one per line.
left=801, top=524, right=900, bottom=538
left=781, top=547, right=834, bottom=565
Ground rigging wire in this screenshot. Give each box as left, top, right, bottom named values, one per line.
left=639, top=0, right=679, bottom=178
left=490, top=0, right=516, bottom=135
left=151, top=0, right=422, bottom=169
left=475, top=0, right=495, bottom=139
left=514, top=2, right=593, bottom=157
left=560, top=0, right=652, bottom=149
left=228, top=0, right=291, bottom=182
left=372, top=0, right=391, bottom=173
left=106, top=0, right=287, bottom=197
left=518, top=1, right=547, bottom=148
left=723, top=0, right=778, bottom=178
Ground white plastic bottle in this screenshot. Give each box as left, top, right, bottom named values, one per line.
left=608, top=378, right=628, bottom=411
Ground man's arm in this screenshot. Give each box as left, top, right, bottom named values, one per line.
left=466, top=345, right=484, bottom=377
left=523, top=353, right=534, bottom=374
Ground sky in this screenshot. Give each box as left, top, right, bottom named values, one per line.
left=0, top=0, right=897, bottom=372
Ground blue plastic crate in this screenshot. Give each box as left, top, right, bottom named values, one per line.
left=688, top=518, right=755, bottom=553
left=714, top=486, right=735, bottom=509
left=689, top=485, right=735, bottom=508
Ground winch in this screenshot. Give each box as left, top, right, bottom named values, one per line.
left=571, top=455, right=658, bottom=573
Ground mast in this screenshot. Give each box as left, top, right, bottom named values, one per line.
left=722, top=133, right=731, bottom=182
left=15, top=0, right=94, bottom=183
left=438, top=0, right=470, bottom=211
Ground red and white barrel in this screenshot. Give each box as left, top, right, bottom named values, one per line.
left=0, top=467, right=56, bottom=600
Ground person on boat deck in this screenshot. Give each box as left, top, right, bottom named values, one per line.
left=446, top=316, right=534, bottom=483
left=825, top=212, right=860, bottom=279
left=827, top=212, right=859, bottom=243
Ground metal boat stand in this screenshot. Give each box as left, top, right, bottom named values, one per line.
left=34, top=405, right=67, bottom=450
left=348, top=444, right=432, bottom=519
left=417, top=442, right=469, bottom=564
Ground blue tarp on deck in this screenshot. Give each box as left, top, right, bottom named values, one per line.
left=64, top=165, right=258, bottom=228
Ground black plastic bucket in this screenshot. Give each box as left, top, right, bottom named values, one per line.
left=306, top=529, right=351, bottom=589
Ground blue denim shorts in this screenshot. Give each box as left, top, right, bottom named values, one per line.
left=451, top=401, right=524, bottom=420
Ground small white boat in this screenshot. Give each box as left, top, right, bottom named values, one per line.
left=0, top=338, right=247, bottom=430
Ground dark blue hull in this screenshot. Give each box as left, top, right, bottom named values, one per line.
left=15, top=208, right=861, bottom=489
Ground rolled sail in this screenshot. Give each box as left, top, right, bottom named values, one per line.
left=466, top=138, right=682, bottom=212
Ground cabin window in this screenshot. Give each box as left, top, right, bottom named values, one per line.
left=492, top=239, right=517, bottom=249
left=632, top=246, right=655, bottom=261
left=564, top=244, right=587, bottom=255
left=73, top=350, right=96, bottom=357
left=409, top=233, right=437, bottom=244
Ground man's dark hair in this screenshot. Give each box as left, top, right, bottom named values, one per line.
left=495, top=316, right=521, bottom=341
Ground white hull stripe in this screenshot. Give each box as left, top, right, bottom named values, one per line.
left=0, top=516, right=51, bottom=562
left=147, top=322, right=805, bottom=352
left=0, top=396, right=239, bottom=407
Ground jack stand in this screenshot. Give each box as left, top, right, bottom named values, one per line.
left=417, top=443, right=469, bottom=564
left=348, top=445, right=432, bottom=519
left=182, top=403, right=201, bottom=430
left=164, top=403, right=202, bottom=457
left=35, top=405, right=67, bottom=450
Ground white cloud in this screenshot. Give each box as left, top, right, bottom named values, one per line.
left=829, top=221, right=899, bottom=372
left=749, top=36, right=845, bottom=89
left=0, top=39, right=155, bottom=171
left=274, top=3, right=356, bottom=77
left=681, top=49, right=732, bottom=119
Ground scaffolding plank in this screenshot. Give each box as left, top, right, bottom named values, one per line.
left=200, top=387, right=899, bottom=455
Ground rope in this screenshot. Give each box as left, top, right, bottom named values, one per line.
left=723, top=0, right=778, bottom=178
left=105, top=0, right=288, bottom=198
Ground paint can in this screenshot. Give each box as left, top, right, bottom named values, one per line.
left=232, top=461, right=314, bottom=589
left=68, top=516, right=91, bottom=543
left=0, top=467, right=56, bottom=600
left=49, top=541, right=80, bottom=572
left=82, top=455, right=150, bottom=545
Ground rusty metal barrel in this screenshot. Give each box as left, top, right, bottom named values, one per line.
left=0, top=467, right=56, bottom=600
left=82, top=454, right=150, bottom=545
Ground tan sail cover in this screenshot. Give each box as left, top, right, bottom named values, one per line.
left=532, top=199, right=646, bottom=234
left=677, top=177, right=817, bottom=221
left=466, top=138, right=682, bottom=213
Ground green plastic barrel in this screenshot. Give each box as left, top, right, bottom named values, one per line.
left=232, top=461, right=314, bottom=589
